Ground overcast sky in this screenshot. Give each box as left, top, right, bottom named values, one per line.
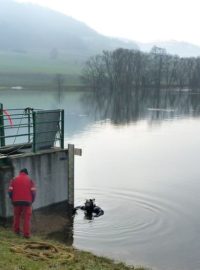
left=16, top=0, right=200, bottom=45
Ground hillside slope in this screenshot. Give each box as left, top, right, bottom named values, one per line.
left=0, top=0, right=139, bottom=85
left=0, top=0, right=138, bottom=56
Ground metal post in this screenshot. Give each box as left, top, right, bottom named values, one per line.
left=67, top=144, right=74, bottom=208
left=0, top=103, right=5, bottom=147
left=27, top=108, right=31, bottom=143
left=32, top=111, right=36, bottom=152
left=61, top=109, right=64, bottom=149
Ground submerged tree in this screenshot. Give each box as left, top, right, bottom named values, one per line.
left=83, top=47, right=200, bottom=91
left=82, top=47, right=200, bottom=124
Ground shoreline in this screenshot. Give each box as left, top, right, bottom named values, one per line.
left=0, top=227, right=149, bottom=270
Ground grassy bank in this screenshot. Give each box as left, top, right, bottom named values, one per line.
left=0, top=50, right=84, bottom=74
left=0, top=228, right=148, bottom=270
left=0, top=49, right=84, bottom=88
left=0, top=72, right=81, bottom=88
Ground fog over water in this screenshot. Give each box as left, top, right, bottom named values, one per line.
left=1, top=88, right=200, bottom=270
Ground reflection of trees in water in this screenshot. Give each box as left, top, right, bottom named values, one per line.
left=83, top=89, right=200, bottom=125
left=82, top=48, right=200, bottom=124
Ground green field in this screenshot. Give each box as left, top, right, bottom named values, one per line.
left=0, top=50, right=87, bottom=88
left=0, top=49, right=86, bottom=74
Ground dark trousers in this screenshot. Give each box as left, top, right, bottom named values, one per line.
left=13, top=205, right=32, bottom=237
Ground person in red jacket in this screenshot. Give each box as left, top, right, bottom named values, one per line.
left=8, top=168, right=36, bottom=238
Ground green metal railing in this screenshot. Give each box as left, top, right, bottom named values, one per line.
left=0, top=103, right=64, bottom=154
left=0, top=103, right=5, bottom=147
left=32, top=109, right=64, bottom=152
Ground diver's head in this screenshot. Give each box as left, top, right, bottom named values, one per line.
left=84, top=199, right=95, bottom=214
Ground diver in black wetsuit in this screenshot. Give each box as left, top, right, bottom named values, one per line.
left=73, top=199, right=104, bottom=218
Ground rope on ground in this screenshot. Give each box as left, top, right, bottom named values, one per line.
left=10, top=241, right=75, bottom=264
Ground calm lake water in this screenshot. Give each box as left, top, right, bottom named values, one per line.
left=1, top=89, right=200, bottom=270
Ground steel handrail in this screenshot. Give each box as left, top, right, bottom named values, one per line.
left=0, top=133, right=33, bottom=139
left=0, top=104, right=64, bottom=152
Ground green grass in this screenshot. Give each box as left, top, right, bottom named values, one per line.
left=0, top=228, right=149, bottom=270
left=0, top=49, right=89, bottom=88
left=0, top=73, right=82, bottom=88
left=0, top=50, right=85, bottom=88
left=0, top=50, right=84, bottom=74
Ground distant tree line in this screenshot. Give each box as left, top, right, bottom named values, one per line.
left=81, top=47, right=200, bottom=124
left=82, top=46, right=200, bottom=91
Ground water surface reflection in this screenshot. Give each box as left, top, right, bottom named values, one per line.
left=82, top=88, right=200, bottom=125
left=1, top=88, right=200, bottom=270
left=72, top=89, right=200, bottom=270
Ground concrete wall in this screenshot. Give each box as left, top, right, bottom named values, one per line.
left=0, top=148, right=72, bottom=218
left=0, top=159, right=13, bottom=217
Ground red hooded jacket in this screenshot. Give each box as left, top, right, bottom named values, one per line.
left=8, top=172, right=36, bottom=206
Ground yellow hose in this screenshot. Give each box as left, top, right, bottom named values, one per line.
left=10, top=241, right=74, bottom=263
